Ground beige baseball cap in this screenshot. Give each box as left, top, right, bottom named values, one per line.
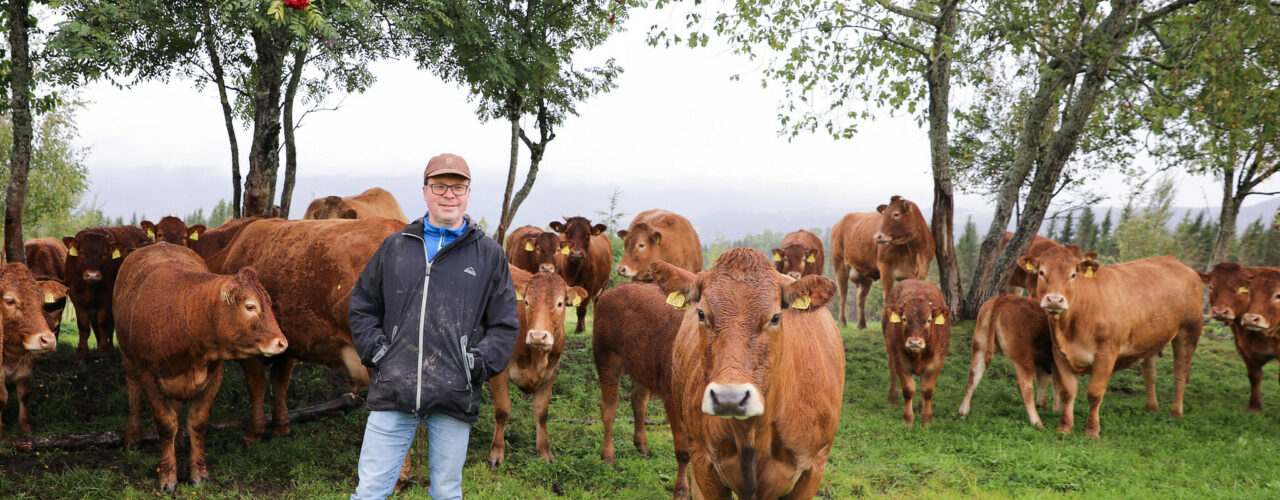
left=423, top=153, right=471, bottom=182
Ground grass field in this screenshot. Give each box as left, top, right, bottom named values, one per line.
left=3, top=314, right=1280, bottom=499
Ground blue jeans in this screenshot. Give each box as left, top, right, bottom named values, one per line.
left=352, top=411, right=472, bottom=500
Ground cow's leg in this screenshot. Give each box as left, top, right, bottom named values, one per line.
left=1171, top=321, right=1202, bottom=418
left=1053, top=350, right=1079, bottom=434
left=1013, top=362, right=1043, bottom=428
left=883, top=333, right=900, bottom=404
left=532, top=376, right=557, bottom=463
left=1050, top=363, right=1064, bottom=412
left=73, top=302, right=92, bottom=361
left=339, top=345, right=369, bottom=393
left=1140, top=356, right=1159, bottom=412
left=95, top=307, right=114, bottom=358
left=1245, top=358, right=1264, bottom=413
left=958, top=333, right=991, bottom=417
left=575, top=301, right=588, bottom=334
left=921, top=368, right=939, bottom=427
left=596, top=350, right=622, bottom=465
left=630, top=384, right=652, bottom=456
left=187, top=362, right=225, bottom=485
left=487, top=371, right=512, bottom=468
left=239, top=356, right=267, bottom=442
left=689, top=450, right=732, bottom=500
left=834, top=262, right=850, bottom=327
left=269, top=356, right=295, bottom=436
left=1084, top=351, right=1117, bottom=438
left=123, top=363, right=143, bottom=449
left=899, top=371, right=916, bottom=426
left=855, top=278, right=872, bottom=331
left=782, top=459, right=826, bottom=500
left=1035, top=367, right=1052, bottom=409
left=16, top=375, right=33, bottom=433
left=143, top=382, right=182, bottom=491
left=663, top=396, right=690, bottom=500
left=0, top=372, right=8, bottom=437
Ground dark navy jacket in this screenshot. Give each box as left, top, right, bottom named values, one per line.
left=350, top=215, right=518, bottom=422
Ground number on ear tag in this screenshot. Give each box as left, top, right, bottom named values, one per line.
left=935, top=314, right=946, bottom=325
left=524, top=241, right=534, bottom=251
left=791, top=295, right=811, bottom=310
left=666, top=291, right=687, bottom=309
left=112, top=249, right=122, bottom=259
left=889, top=312, right=901, bottom=323
left=805, top=255, right=816, bottom=263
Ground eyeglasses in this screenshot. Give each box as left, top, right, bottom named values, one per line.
left=426, top=183, right=471, bottom=196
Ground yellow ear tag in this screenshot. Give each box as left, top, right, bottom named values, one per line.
left=790, top=295, right=811, bottom=310
left=146, top=229, right=155, bottom=238
left=112, top=249, right=122, bottom=259
left=515, top=290, right=524, bottom=301
left=571, top=295, right=582, bottom=307
left=524, top=241, right=534, bottom=251
left=44, top=291, right=56, bottom=303
left=560, top=246, right=571, bottom=255
left=68, top=247, right=78, bottom=257
left=1084, top=267, right=1094, bottom=278
left=806, top=255, right=816, bottom=263
left=189, top=232, right=199, bottom=241
left=666, top=291, right=687, bottom=309
left=653, top=235, right=661, bottom=245
left=1239, top=287, right=1250, bottom=294
left=1025, top=263, right=1035, bottom=271
left=772, top=253, right=782, bottom=262
left=889, top=312, right=901, bottom=323
left=935, top=314, right=946, bottom=325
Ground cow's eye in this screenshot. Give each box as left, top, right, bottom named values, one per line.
left=893, top=212, right=900, bottom=218
left=638, top=243, right=646, bottom=249
left=1038, top=270, right=1045, bottom=276
left=769, top=313, right=781, bottom=326
left=245, top=303, right=257, bottom=312
left=1070, top=272, right=1076, bottom=279
left=3, top=296, right=15, bottom=306
left=556, top=300, right=563, bottom=308
left=697, top=309, right=706, bottom=322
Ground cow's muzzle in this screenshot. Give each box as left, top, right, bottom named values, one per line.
left=702, top=382, right=764, bottom=419
left=616, top=265, right=634, bottom=277
left=1242, top=313, right=1270, bottom=332
left=873, top=232, right=891, bottom=245
left=905, top=337, right=926, bottom=352
left=83, top=270, right=103, bottom=283
left=23, top=332, right=57, bottom=353
left=1041, top=294, right=1068, bottom=314
left=538, top=263, right=556, bottom=274
left=526, top=330, right=554, bottom=349
left=1210, top=307, right=1234, bottom=321
left=787, top=271, right=802, bottom=280
left=259, top=337, right=289, bottom=356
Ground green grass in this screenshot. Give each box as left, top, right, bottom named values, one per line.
left=3, top=315, right=1280, bottom=498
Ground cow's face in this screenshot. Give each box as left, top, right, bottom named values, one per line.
left=511, top=265, right=586, bottom=351
left=141, top=216, right=206, bottom=247
left=874, top=196, right=921, bottom=245
left=1241, top=270, right=1280, bottom=335
left=36, top=279, right=68, bottom=331
left=218, top=267, right=288, bottom=357
left=651, top=249, right=835, bottom=420
left=0, top=263, right=58, bottom=354
left=772, top=246, right=819, bottom=280
left=1198, top=263, right=1254, bottom=323
left=313, top=196, right=359, bottom=219
left=884, top=298, right=947, bottom=353
left=1018, top=245, right=1098, bottom=315
left=551, top=217, right=605, bottom=260
left=63, top=232, right=125, bottom=285
left=617, top=223, right=663, bottom=279
left=522, top=231, right=567, bottom=274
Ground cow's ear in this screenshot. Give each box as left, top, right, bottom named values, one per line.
left=1197, top=272, right=1211, bottom=284
left=341, top=208, right=359, bottom=219
left=649, top=261, right=699, bottom=309
left=559, top=240, right=573, bottom=255
left=109, top=244, right=127, bottom=260
left=548, top=221, right=565, bottom=233
left=771, top=249, right=783, bottom=262
left=140, top=220, right=157, bottom=240
left=1077, top=260, right=1100, bottom=278
left=565, top=286, right=588, bottom=308
left=884, top=307, right=901, bottom=325
left=39, top=280, right=69, bottom=311
left=805, top=249, right=819, bottom=263
left=63, top=237, right=79, bottom=257
left=651, top=231, right=662, bottom=245
left=1243, top=268, right=1264, bottom=281
left=1082, top=251, right=1098, bottom=261
left=591, top=224, right=606, bottom=236
left=782, top=275, right=835, bottom=311
left=188, top=225, right=207, bottom=241
left=616, top=229, right=628, bottom=239
left=876, top=204, right=888, bottom=214
left=508, top=265, right=533, bottom=301
left=523, top=238, right=536, bottom=252
left=1064, top=244, right=1083, bottom=258
left=1017, top=255, right=1038, bottom=272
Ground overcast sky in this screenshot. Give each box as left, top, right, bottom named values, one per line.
left=69, top=6, right=1277, bottom=238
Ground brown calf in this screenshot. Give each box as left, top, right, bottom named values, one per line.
left=504, top=225, right=567, bottom=275
left=1200, top=263, right=1280, bottom=412
left=302, top=187, right=407, bottom=222
left=1020, top=247, right=1202, bottom=437
left=653, top=249, right=844, bottom=499
left=772, top=229, right=824, bottom=280
left=617, top=209, right=702, bottom=279
left=882, top=279, right=949, bottom=426
left=593, top=282, right=689, bottom=499
left=115, top=243, right=288, bottom=491
left=141, top=216, right=207, bottom=247
left=0, top=263, right=60, bottom=437
left=63, top=225, right=150, bottom=360
left=487, top=266, right=586, bottom=467
left=24, top=237, right=66, bottom=282
left=958, top=295, right=1059, bottom=427
left=550, top=216, right=612, bottom=333
left=831, top=196, right=934, bottom=331
left=1241, top=269, right=1280, bottom=338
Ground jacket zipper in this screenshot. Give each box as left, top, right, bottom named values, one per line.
left=404, top=232, right=432, bottom=415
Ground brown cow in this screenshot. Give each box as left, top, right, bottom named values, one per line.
left=302, top=187, right=408, bottom=222
left=653, top=249, right=844, bottom=499
left=140, top=216, right=207, bottom=247
left=1200, top=263, right=1280, bottom=412
left=24, top=237, right=67, bottom=282
left=190, top=215, right=273, bottom=261
left=63, top=225, right=151, bottom=360
left=550, top=216, right=613, bottom=333
left=882, top=279, right=949, bottom=426
left=616, top=209, right=702, bottom=279
left=115, top=243, right=288, bottom=491
left=1002, top=232, right=1062, bottom=294
left=487, top=266, right=586, bottom=466
left=772, top=229, right=824, bottom=280
left=958, top=295, right=1060, bottom=427
left=504, top=225, right=568, bottom=275
left=0, top=263, right=60, bottom=437
left=593, top=282, right=689, bottom=499
left=205, top=217, right=403, bottom=440
left=831, top=196, right=935, bottom=330
left=1020, top=247, right=1202, bottom=437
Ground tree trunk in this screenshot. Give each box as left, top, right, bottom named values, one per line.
left=495, top=114, right=521, bottom=244
left=1209, top=166, right=1241, bottom=267
left=927, top=0, right=962, bottom=315
left=243, top=26, right=289, bottom=217
left=279, top=45, right=308, bottom=219
left=202, top=2, right=242, bottom=219
left=4, top=0, right=32, bottom=264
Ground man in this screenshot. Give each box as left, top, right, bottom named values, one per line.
left=350, top=153, right=519, bottom=499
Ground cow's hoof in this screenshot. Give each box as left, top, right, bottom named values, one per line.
left=487, top=459, right=501, bottom=469
left=1056, top=424, right=1072, bottom=434
left=1247, top=406, right=1263, bottom=414
left=272, top=424, right=291, bottom=437
left=161, top=482, right=177, bottom=493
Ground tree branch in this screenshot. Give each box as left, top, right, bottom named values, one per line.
left=1133, top=0, right=1202, bottom=30
left=875, top=0, right=939, bottom=26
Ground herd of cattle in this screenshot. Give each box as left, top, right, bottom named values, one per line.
left=1, top=186, right=1278, bottom=498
